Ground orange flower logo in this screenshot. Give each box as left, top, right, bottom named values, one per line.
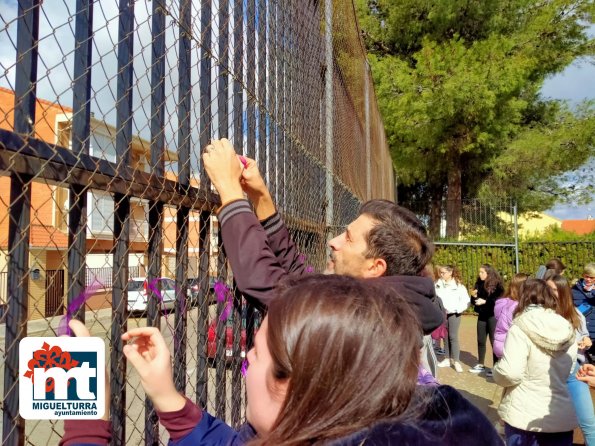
left=23, top=342, right=79, bottom=392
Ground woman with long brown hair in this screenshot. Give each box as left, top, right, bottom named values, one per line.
left=493, top=273, right=529, bottom=358
left=62, top=274, right=501, bottom=445
left=435, top=264, right=470, bottom=372
left=547, top=273, right=595, bottom=446
left=470, top=264, right=504, bottom=377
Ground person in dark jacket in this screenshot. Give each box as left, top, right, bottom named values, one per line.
left=62, top=275, right=502, bottom=446
left=469, top=264, right=504, bottom=377
left=201, top=138, right=444, bottom=335
left=572, top=262, right=595, bottom=354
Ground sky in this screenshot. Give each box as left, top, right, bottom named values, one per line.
left=540, top=24, right=595, bottom=221
left=540, top=58, right=595, bottom=220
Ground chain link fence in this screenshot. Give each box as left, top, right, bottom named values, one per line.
left=407, top=198, right=594, bottom=289
left=0, top=1, right=394, bottom=444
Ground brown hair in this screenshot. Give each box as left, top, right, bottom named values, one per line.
left=252, top=274, right=421, bottom=445
left=359, top=199, right=434, bottom=276
left=513, top=278, right=558, bottom=317
left=480, top=264, right=504, bottom=295
left=545, top=259, right=566, bottom=275
left=548, top=274, right=581, bottom=330
left=504, top=273, right=529, bottom=301
left=438, top=264, right=463, bottom=285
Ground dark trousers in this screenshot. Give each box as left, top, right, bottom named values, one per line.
left=445, top=313, right=462, bottom=362
left=504, top=423, right=572, bottom=446
left=477, top=316, right=497, bottom=366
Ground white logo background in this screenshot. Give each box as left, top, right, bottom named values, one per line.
left=19, top=337, right=105, bottom=420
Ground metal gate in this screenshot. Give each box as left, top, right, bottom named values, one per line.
left=44, top=269, right=65, bottom=317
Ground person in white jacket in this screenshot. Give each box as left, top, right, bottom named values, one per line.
left=493, top=278, right=578, bottom=446
left=435, top=265, right=470, bottom=373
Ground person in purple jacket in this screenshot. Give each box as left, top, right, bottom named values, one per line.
left=493, top=273, right=528, bottom=359
left=62, top=275, right=502, bottom=445
left=200, top=139, right=444, bottom=336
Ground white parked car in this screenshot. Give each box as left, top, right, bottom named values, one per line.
left=127, top=277, right=178, bottom=314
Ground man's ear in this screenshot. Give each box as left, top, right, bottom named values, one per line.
left=365, top=258, right=386, bottom=278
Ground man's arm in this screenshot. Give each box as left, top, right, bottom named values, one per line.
left=218, top=200, right=303, bottom=306
left=260, top=212, right=310, bottom=275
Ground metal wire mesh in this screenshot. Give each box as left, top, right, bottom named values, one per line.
left=0, top=1, right=393, bottom=444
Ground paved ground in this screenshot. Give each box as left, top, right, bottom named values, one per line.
left=435, top=315, right=501, bottom=424
left=438, top=314, right=589, bottom=445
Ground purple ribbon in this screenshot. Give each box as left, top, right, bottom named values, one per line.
left=241, top=359, right=248, bottom=377
left=213, top=280, right=232, bottom=322
left=417, top=366, right=440, bottom=386
left=145, top=278, right=180, bottom=351
left=298, top=253, right=315, bottom=274
left=58, top=281, right=103, bottom=336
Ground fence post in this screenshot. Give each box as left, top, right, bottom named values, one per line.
left=324, top=0, right=334, bottom=243
left=68, top=0, right=93, bottom=325
left=514, top=202, right=520, bottom=273
left=364, top=63, right=371, bottom=201
left=110, top=0, right=136, bottom=443
left=3, top=1, right=40, bottom=444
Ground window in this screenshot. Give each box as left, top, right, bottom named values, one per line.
left=89, top=191, right=114, bottom=234
left=90, top=131, right=117, bottom=163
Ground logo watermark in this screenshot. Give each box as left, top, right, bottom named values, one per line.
left=19, top=337, right=105, bottom=419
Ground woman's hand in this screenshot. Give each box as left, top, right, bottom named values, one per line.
left=471, top=289, right=478, bottom=298
left=578, top=337, right=593, bottom=350
left=122, top=327, right=186, bottom=412
left=577, top=363, right=595, bottom=387
left=475, top=298, right=486, bottom=306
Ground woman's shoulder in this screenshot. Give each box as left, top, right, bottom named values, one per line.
left=350, top=386, right=501, bottom=445
left=496, top=297, right=516, bottom=308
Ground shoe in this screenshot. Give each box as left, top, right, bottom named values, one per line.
left=485, top=369, right=493, bottom=378
left=468, top=364, right=485, bottom=374
left=437, top=358, right=451, bottom=368
left=453, top=362, right=464, bottom=373
left=434, top=348, right=446, bottom=355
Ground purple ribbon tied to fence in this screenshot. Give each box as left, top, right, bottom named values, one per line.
left=213, top=280, right=232, bottom=322
left=298, top=253, right=315, bottom=273
left=57, top=280, right=103, bottom=336
left=145, top=278, right=180, bottom=350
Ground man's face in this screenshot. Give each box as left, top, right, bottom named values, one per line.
left=327, top=214, right=377, bottom=277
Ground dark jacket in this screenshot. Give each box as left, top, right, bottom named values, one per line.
left=62, top=385, right=503, bottom=445
left=218, top=200, right=444, bottom=335
left=572, top=280, right=595, bottom=340
left=472, top=279, right=503, bottom=321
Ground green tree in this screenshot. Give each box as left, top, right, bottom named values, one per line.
left=356, top=0, right=595, bottom=237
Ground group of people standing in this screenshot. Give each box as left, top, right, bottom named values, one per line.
left=432, top=259, right=595, bottom=446
left=433, top=263, right=503, bottom=377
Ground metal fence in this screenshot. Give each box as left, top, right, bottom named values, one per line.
left=433, top=242, right=594, bottom=292
left=417, top=198, right=594, bottom=290
left=0, top=1, right=393, bottom=445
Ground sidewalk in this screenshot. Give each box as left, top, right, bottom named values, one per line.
left=436, top=315, right=501, bottom=425
left=0, top=308, right=114, bottom=338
